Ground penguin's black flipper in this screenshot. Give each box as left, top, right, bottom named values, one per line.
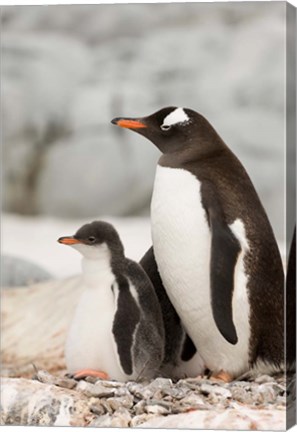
left=112, top=275, right=141, bottom=376
left=201, top=182, right=241, bottom=345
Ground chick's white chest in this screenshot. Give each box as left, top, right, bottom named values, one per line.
left=65, top=259, right=127, bottom=381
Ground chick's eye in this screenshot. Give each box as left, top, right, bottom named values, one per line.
left=161, top=124, right=171, bottom=131
left=88, top=236, right=96, bottom=242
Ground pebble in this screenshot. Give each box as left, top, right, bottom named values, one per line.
left=76, top=380, right=115, bottom=398
left=130, top=413, right=157, bottom=427
left=134, top=400, right=146, bottom=415
left=169, top=386, right=189, bottom=400
left=110, top=408, right=132, bottom=427
left=255, top=375, right=276, bottom=384
left=257, top=384, right=281, bottom=405
left=126, top=382, right=153, bottom=400
left=106, top=395, right=134, bottom=411
left=90, top=403, right=106, bottom=416
left=178, top=394, right=207, bottom=409
left=231, top=387, right=254, bottom=405
left=89, top=413, right=112, bottom=427
left=35, top=370, right=77, bottom=389
left=31, top=370, right=289, bottom=424
left=200, top=383, right=232, bottom=398
left=145, top=403, right=171, bottom=415
left=147, top=378, right=173, bottom=392
left=84, top=376, right=101, bottom=384
left=97, top=380, right=125, bottom=388
left=2, top=255, right=52, bottom=288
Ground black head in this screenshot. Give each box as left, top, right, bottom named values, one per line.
left=58, top=221, right=124, bottom=260
left=111, top=106, right=223, bottom=155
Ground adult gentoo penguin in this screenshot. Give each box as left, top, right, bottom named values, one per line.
left=58, top=220, right=164, bottom=382
left=112, top=107, right=285, bottom=381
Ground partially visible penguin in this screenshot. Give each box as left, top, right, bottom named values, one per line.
left=112, top=107, right=285, bottom=381
left=286, top=227, right=296, bottom=371
left=140, top=247, right=205, bottom=379
left=58, top=220, right=164, bottom=382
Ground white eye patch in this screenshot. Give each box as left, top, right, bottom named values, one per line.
left=161, top=108, right=190, bottom=129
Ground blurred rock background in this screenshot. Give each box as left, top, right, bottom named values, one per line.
left=2, top=2, right=285, bottom=240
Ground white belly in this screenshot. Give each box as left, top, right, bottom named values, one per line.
left=65, top=281, right=129, bottom=381
left=151, top=165, right=251, bottom=376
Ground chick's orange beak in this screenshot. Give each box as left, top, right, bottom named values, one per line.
left=58, top=236, right=81, bottom=245
left=111, top=118, right=147, bottom=129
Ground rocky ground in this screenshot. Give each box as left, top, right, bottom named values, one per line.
left=1, top=277, right=294, bottom=429
left=1, top=369, right=292, bottom=429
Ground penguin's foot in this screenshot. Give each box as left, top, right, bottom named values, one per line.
left=210, top=370, right=233, bottom=383
left=73, top=369, right=109, bottom=380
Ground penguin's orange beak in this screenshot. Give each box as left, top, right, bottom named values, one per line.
left=58, top=236, right=81, bottom=245
left=111, top=118, right=147, bottom=129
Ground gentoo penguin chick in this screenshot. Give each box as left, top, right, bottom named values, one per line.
left=58, top=221, right=164, bottom=382
left=140, top=247, right=205, bottom=379
left=112, top=107, right=285, bottom=381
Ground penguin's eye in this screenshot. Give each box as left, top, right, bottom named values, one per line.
left=161, top=124, right=171, bottom=132
left=88, top=236, right=96, bottom=243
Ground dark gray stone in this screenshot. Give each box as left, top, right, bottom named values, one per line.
left=2, top=255, right=52, bottom=288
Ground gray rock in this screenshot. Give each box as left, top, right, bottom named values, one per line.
left=255, top=374, right=276, bottom=384
left=130, top=413, right=158, bottom=427
left=34, top=370, right=77, bottom=390
left=89, top=413, right=112, bottom=427
left=98, top=380, right=125, bottom=389
left=145, top=402, right=171, bottom=415
left=89, top=403, right=105, bottom=416
left=127, top=382, right=154, bottom=400
left=1, top=255, right=52, bottom=288
left=106, top=394, right=134, bottom=411
left=256, top=384, right=277, bottom=404
left=167, top=384, right=189, bottom=400
left=110, top=408, right=132, bottom=428
left=200, top=383, right=232, bottom=399
left=76, top=380, right=115, bottom=398
left=230, top=387, right=254, bottom=405
left=133, top=400, right=146, bottom=415
left=84, top=376, right=102, bottom=384
left=147, top=377, right=173, bottom=391
left=178, top=393, right=208, bottom=411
